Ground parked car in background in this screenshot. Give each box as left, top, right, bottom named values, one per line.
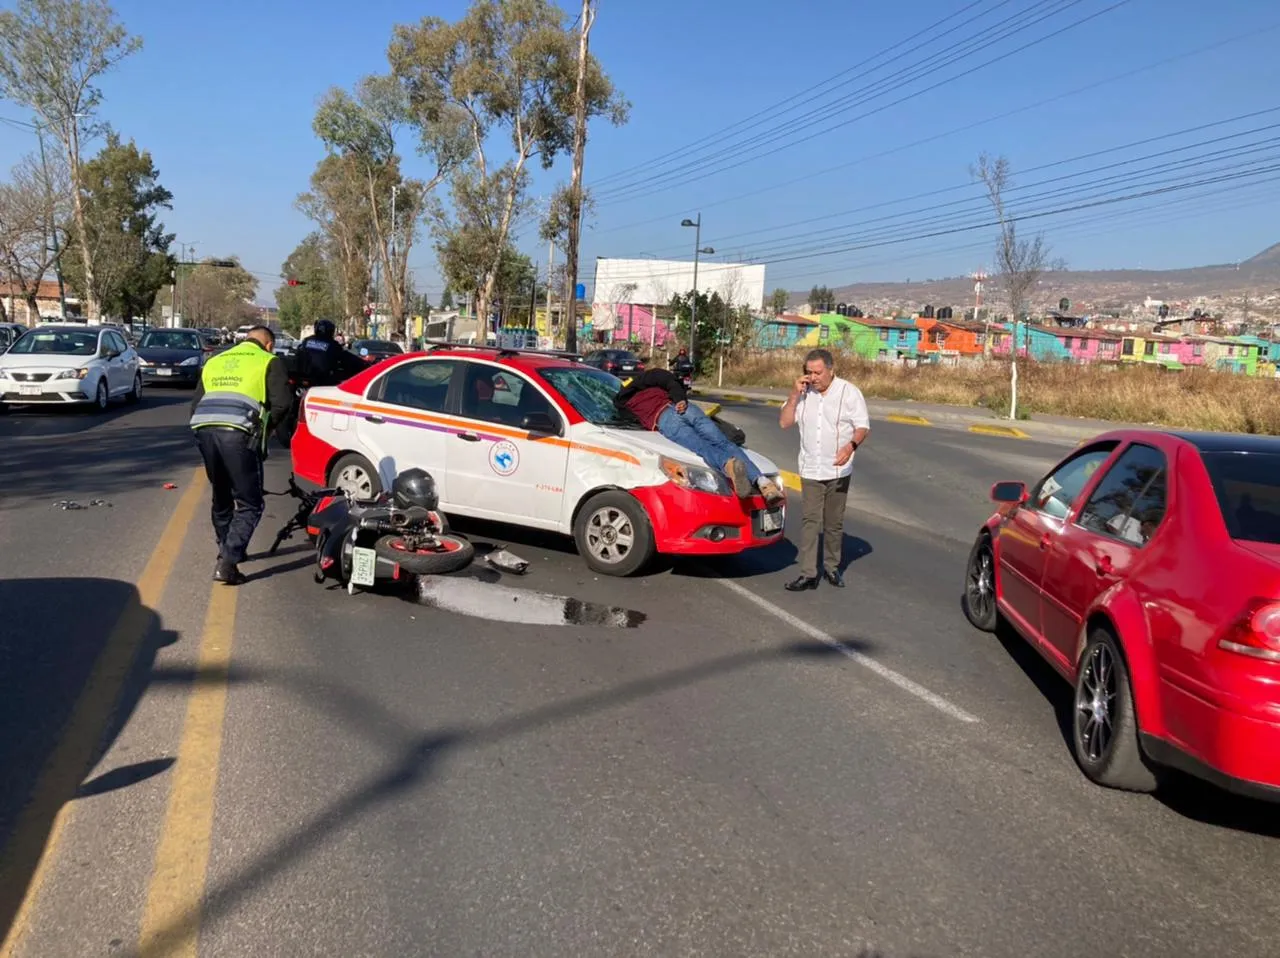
left=0, top=324, right=141, bottom=411
left=136, top=328, right=213, bottom=387
left=582, top=349, right=644, bottom=375
left=0, top=322, right=26, bottom=353
left=350, top=339, right=405, bottom=364
left=963, top=429, right=1280, bottom=800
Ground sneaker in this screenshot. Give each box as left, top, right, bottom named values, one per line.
left=723, top=458, right=752, bottom=497
left=757, top=477, right=784, bottom=503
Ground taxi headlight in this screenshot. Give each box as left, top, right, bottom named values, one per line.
left=55, top=367, right=88, bottom=380
left=659, top=455, right=729, bottom=495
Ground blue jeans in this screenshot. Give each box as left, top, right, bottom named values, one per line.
left=657, top=403, right=762, bottom=483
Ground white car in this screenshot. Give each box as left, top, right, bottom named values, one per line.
left=290, top=345, right=786, bottom=576
left=0, top=324, right=142, bottom=411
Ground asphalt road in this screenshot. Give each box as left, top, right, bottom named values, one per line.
left=2, top=390, right=1279, bottom=958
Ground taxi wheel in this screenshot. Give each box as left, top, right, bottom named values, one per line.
left=92, top=379, right=109, bottom=412
left=328, top=453, right=382, bottom=500
left=126, top=373, right=142, bottom=404
left=574, top=491, right=655, bottom=577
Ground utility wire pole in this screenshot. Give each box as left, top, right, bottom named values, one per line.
left=561, top=0, right=596, bottom=355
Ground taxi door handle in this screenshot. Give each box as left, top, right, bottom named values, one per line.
left=456, top=431, right=481, bottom=442
left=366, top=414, right=385, bottom=424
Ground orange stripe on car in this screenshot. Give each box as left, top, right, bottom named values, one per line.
left=307, top=396, right=640, bottom=466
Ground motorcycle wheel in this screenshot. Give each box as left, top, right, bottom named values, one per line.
left=375, top=533, right=474, bottom=575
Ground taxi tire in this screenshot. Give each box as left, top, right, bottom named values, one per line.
left=126, top=373, right=142, bottom=404
left=328, top=453, right=383, bottom=500
left=92, top=379, right=110, bottom=412
left=573, top=490, right=656, bottom=577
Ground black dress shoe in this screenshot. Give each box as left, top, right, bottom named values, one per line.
left=824, top=569, right=845, bottom=588
left=785, top=575, right=819, bottom=592
left=213, top=562, right=247, bottom=585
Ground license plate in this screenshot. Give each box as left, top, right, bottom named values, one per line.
left=760, top=508, right=783, bottom=533
left=350, top=546, right=377, bottom=587
left=155, top=368, right=173, bottom=376
left=19, top=384, right=41, bottom=396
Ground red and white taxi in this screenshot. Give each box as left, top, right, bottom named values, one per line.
left=290, top=344, right=786, bottom=575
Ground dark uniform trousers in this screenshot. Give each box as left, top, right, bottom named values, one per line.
left=798, top=474, right=851, bottom=579
left=197, top=427, right=265, bottom=564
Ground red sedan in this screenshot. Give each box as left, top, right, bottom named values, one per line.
left=962, top=429, right=1280, bottom=799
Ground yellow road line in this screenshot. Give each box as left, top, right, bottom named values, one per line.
left=692, top=400, right=721, bottom=418
left=969, top=423, right=1030, bottom=440
left=779, top=470, right=802, bottom=491
left=0, top=468, right=205, bottom=958
left=885, top=413, right=932, bottom=426
left=137, top=583, right=239, bottom=958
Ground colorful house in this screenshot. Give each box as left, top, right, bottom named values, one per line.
left=991, top=322, right=1071, bottom=361
left=1057, top=328, right=1124, bottom=363
left=914, top=317, right=988, bottom=358
left=752, top=313, right=820, bottom=349
left=818, top=315, right=919, bottom=361
left=1197, top=336, right=1260, bottom=375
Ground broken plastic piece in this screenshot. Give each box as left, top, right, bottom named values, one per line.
left=485, top=547, right=530, bottom=575
left=163, top=483, right=177, bottom=490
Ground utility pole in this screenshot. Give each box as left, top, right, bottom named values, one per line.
left=561, top=0, right=596, bottom=355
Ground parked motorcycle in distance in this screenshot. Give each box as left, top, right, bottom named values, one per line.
left=270, top=468, right=475, bottom=593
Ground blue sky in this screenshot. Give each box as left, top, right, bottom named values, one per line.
left=1, top=0, right=1278, bottom=306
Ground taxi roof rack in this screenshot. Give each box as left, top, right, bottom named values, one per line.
left=421, top=339, right=582, bottom=362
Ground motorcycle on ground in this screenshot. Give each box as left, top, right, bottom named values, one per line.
left=270, top=468, right=475, bottom=593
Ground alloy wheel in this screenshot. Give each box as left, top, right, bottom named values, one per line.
left=584, top=506, right=635, bottom=565
left=1075, top=642, right=1117, bottom=764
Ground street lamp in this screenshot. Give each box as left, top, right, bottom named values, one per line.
left=680, top=215, right=715, bottom=360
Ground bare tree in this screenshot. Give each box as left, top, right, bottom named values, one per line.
left=0, top=0, right=142, bottom=318
left=0, top=149, right=72, bottom=323
left=972, top=152, right=1052, bottom=356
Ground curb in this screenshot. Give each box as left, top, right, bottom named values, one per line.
left=968, top=423, right=1029, bottom=440
left=885, top=413, right=931, bottom=427
left=694, top=400, right=721, bottom=418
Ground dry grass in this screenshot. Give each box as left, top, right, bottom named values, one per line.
left=725, top=349, right=1280, bottom=434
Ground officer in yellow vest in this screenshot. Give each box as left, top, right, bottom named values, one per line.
left=189, top=325, right=292, bottom=584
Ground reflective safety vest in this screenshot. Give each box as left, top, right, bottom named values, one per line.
left=189, top=340, right=274, bottom=438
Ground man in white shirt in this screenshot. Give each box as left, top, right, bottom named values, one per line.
left=778, top=348, right=871, bottom=591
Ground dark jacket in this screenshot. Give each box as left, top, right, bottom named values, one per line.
left=294, top=336, right=363, bottom=385
left=613, top=368, right=688, bottom=428
left=190, top=343, right=292, bottom=440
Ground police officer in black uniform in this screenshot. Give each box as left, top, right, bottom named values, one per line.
left=294, top=319, right=362, bottom=387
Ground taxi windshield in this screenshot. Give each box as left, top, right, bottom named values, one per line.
left=8, top=329, right=98, bottom=356
left=536, top=365, right=634, bottom=426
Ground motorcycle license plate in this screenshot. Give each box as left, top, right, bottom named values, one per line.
left=350, top=546, right=378, bottom=587
left=760, top=507, right=784, bottom=533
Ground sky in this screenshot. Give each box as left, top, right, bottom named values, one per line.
left=1, top=0, right=1278, bottom=307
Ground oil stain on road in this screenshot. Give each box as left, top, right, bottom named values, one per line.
left=415, top=576, right=646, bottom=629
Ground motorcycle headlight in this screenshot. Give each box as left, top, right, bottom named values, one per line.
left=56, top=367, right=88, bottom=380
left=179, top=356, right=200, bottom=366
left=659, top=455, right=729, bottom=495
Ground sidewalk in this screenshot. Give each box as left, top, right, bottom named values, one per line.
left=691, top=384, right=1159, bottom=446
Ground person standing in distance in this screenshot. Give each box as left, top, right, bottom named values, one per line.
left=189, top=325, right=292, bottom=584
left=778, top=348, right=870, bottom=591
left=295, top=319, right=363, bottom=386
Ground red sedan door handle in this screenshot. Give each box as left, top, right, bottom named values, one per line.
left=1095, top=554, right=1115, bottom=576
left=1038, top=533, right=1052, bottom=551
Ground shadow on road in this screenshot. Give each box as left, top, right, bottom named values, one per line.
left=977, top=606, right=1280, bottom=837
left=0, top=392, right=190, bottom=439
left=0, top=576, right=180, bottom=944
left=129, top=635, right=888, bottom=957
left=0, top=394, right=199, bottom=512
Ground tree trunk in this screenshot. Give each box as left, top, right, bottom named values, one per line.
left=66, top=122, right=97, bottom=318
left=562, top=0, right=595, bottom=353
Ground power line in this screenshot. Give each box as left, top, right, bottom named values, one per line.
left=586, top=22, right=1280, bottom=238
left=595, top=0, right=1129, bottom=204
left=587, top=0, right=1002, bottom=188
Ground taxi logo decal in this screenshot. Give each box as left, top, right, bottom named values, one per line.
left=489, top=440, right=519, bottom=476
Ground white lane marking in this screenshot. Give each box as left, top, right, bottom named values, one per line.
left=715, top=578, right=981, bottom=724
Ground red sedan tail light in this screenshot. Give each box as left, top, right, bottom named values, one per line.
left=1218, top=599, right=1280, bottom=662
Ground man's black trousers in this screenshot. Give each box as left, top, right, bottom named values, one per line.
left=195, top=427, right=265, bottom=565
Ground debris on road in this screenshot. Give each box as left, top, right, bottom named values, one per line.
left=484, top=547, right=530, bottom=575
left=53, top=498, right=113, bottom=510
left=416, top=576, right=645, bottom=628
left=162, top=482, right=178, bottom=490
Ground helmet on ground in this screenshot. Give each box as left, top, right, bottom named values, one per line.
left=392, top=467, right=439, bottom=511
left=314, top=319, right=336, bottom=340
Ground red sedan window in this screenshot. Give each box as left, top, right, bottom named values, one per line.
left=1029, top=443, right=1118, bottom=520
left=1202, top=451, right=1280, bottom=545
left=1075, top=443, right=1169, bottom=546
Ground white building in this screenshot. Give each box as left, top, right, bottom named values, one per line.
left=591, top=257, right=765, bottom=331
